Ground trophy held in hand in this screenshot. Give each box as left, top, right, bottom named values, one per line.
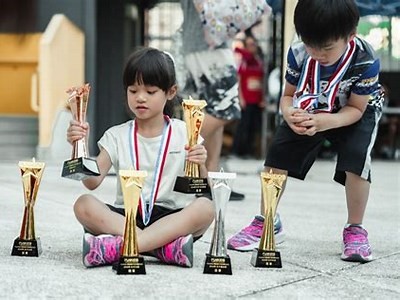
left=62, top=83, right=100, bottom=180
left=174, top=97, right=209, bottom=194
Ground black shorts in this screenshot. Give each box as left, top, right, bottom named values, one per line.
left=265, top=105, right=381, bottom=185
left=106, top=204, right=203, bottom=241
left=106, top=204, right=182, bottom=230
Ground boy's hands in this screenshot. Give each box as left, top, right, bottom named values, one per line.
left=283, top=107, right=328, bottom=136
left=185, top=144, right=207, bottom=166
left=67, top=120, right=89, bottom=145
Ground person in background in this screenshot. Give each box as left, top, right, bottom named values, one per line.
left=232, top=35, right=265, bottom=158
left=179, top=0, right=245, bottom=200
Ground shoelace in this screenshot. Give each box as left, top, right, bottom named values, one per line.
left=86, top=237, right=105, bottom=265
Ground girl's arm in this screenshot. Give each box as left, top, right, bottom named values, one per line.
left=82, top=148, right=112, bottom=190
left=66, top=120, right=112, bottom=189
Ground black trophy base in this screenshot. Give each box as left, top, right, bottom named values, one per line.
left=62, top=157, right=100, bottom=181
left=11, top=237, right=42, bottom=257
left=203, top=254, right=232, bottom=275
left=251, top=248, right=282, bottom=268
left=112, top=256, right=146, bottom=275
left=173, top=176, right=210, bottom=194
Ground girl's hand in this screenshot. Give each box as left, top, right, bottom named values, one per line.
left=67, top=120, right=89, bottom=145
left=185, top=144, right=207, bottom=166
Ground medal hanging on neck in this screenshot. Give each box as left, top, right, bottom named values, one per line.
left=293, top=39, right=356, bottom=113
left=129, top=115, right=172, bottom=225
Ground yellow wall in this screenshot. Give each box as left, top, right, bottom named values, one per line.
left=0, top=34, right=41, bottom=115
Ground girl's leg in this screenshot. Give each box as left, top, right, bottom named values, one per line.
left=137, top=197, right=214, bottom=253
left=73, top=194, right=125, bottom=235
left=345, top=172, right=370, bottom=224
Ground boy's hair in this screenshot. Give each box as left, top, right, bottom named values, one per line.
left=123, top=47, right=177, bottom=117
left=294, top=0, right=360, bottom=47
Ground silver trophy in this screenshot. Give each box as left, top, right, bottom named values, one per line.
left=203, top=171, right=236, bottom=275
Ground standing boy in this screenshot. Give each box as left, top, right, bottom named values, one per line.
left=228, top=0, right=383, bottom=263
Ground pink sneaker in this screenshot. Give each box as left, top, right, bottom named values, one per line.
left=83, top=233, right=122, bottom=267
left=155, top=235, right=194, bottom=268
left=341, top=225, right=372, bottom=263
left=227, top=214, right=284, bottom=252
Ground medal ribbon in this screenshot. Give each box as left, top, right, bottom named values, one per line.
left=129, top=115, right=172, bottom=225
left=293, top=39, right=356, bottom=113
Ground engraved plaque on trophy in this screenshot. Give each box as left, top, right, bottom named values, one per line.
left=113, top=169, right=147, bottom=275
left=11, top=158, right=45, bottom=257
left=62, top=83, right=100, bottom=181
left=174, top=97, right=209, bottom=194
left=203, top=171, right=236, bottom=275
left=251, top=171, right=286, bottom=268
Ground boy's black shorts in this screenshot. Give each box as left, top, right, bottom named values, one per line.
left=265, top=105, right=381, bottom=185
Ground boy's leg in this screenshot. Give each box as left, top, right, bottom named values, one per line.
left=228, top=122, right=323, bottom=251
left=333, top=106, right=379, bottom=263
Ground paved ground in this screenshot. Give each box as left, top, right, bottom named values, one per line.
left=1, top=157, right=399, bottom=299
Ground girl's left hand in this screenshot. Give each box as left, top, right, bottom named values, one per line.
left=185, top=144, right=207, bottom=166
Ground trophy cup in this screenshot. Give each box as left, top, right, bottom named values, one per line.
left=113, top=169, right=147, bottom=275
left=203, top=170, right=236, bottom=275
left=11, top=158, right=45, bottom=257
left=251, top=171, right=286, bottom=268
left=174, top=97, right=209, bottom=194
left=62, top=83, right=100, bottom=180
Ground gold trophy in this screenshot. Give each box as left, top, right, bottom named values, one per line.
left=203, top=171, right=236, bottom=275
left=62, top=83, right=100, bottom=180
left=11, top=158, right=45, bottom=257
left=173, top=97, right=209, bottom=193
left=113, top=169, right=147, bottom=275
left=251, top=171, right=286, bottom=268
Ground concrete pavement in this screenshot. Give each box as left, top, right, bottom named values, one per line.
left=1, top=157, right=399, bottom=299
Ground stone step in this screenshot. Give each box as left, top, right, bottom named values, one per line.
left=0, top=116, right=38, bottom=161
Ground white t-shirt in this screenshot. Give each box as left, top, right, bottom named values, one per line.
left=98, top=118, right=195, bottom=209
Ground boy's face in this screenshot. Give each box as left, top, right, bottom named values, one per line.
left=304, top=35, right=354, bottom=66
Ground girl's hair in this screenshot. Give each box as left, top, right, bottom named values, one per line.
left=123, top=47, right=177, bottom=117
left=294, top=0, right=360, bottom=48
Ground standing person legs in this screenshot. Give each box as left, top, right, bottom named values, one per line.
left=183, top=48, right=244, bottom=199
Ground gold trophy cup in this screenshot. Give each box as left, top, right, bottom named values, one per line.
left=251, top=171, right=286, bottom=268
left=11, top=158, right=45, bottom=257
left=113, top=169, right=147, bottom=275
left=62, top=83, right=100, bottom=180
left=173, top=97, right=209, bottom=193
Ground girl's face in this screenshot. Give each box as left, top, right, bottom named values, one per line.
left=127, top=82, right=176, bottom=120
left=304, top=35, right=354, bottom=66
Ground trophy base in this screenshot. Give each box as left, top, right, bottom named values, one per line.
left=251, top=248, right=282, bottom=268
left=112, top=256, right=146, bottom=275
left=11, top=237, right=42, bottom=257
left=203, top=254, right=232, bottom=275
left=62, top=157, right=100, bottom=181
left=173, top=176, right=210, bottom=194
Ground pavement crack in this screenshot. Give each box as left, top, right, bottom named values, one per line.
left=235, top=273, right=322, bottom=298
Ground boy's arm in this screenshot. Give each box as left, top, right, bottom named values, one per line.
left=297, top=93, right=368, bottom=136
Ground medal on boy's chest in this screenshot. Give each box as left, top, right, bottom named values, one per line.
left=129, top=116, right=172, bottom=225
left=293, top=39, right=356, bottom=113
